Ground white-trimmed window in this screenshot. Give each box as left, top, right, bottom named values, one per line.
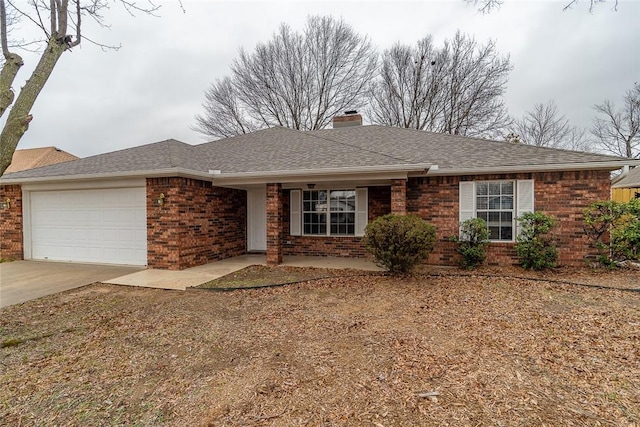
left=460, top=180, right=534, bottom=242
left=290, top=188, right=368, bottom=237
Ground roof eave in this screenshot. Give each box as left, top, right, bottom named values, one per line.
left=426, top=160, right=640, bottom=176
left=0, top=167, right=214, bottom=185
left=211, top=163, right=433, bottom=186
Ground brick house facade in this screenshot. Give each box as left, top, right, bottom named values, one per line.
left=273, top=170, right=611, bottom=267
left=1, top=123, right=635, bottom=270
left=146, top=178, right=246, bottom=270
left=0, top=169, right=617, bottom=269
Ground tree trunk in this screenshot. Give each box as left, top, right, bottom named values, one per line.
left=0, top=36, right=65, bottom=175
left=0, top=53, right=23, bottom=118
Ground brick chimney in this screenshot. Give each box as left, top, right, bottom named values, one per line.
left=332, top=110, right=362, bottom=128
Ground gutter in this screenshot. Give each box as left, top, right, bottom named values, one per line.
left=425, top=160, right=640, bottom=176
left=0, top=167, right=215, bottom=185
left=212, top=163, right=433, bottom=179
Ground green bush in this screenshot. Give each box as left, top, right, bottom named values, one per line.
left=584, top=199, right=640, bottom=266
left=515, top=211, right=558, bottom=270
left=364, top=214, right=436, bottom=275
left=452, top=217, right=489, bottom=269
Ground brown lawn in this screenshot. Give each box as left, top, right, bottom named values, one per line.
left=1, top=267, right=639, bottom=426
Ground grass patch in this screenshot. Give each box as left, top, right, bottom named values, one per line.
left=1, top=329, right=75, bottom=348
left=196, top=264, right=367, bottom=289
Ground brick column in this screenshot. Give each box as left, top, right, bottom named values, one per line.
left=391, top=179, right=407, bottom=215
left=0, top=185, right=24, bottom=260
left=266, top=183, right=283, bottom=266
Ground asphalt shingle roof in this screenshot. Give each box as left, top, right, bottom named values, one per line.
left=613, top=166, right=640, bottom=188
left=3, top=146, right=78, bottom=175
left=1, top=126, right=633, bottom=182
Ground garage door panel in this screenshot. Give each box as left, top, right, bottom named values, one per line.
left=29, top=188, right=147, bottom=266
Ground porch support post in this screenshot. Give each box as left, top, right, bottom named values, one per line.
left=266, top=183, right=283, bottom=266
left=391, top=178, right=407, bottom=215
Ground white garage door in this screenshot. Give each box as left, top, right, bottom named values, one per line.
left=28, top=188, right=147, bottom=265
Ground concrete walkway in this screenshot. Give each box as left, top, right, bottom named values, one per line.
left=104, top=254, right=267, bottom=290
left=0, top=256, right=382, bottom=307
left=0, top=261, right=143, bottom=308
left=105, top=255, right=382, bottom=290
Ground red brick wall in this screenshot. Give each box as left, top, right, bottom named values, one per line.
left=0, top=185, right=23, bottom=260
left=266, top=183, right=283, bottom=266
left=407, top=171, right=612, bottom=267
left=146, top=178, right=246, bottom=270
left=281, top=186, right=391, bottom=257
left=391, top=179, right=407, bottom=214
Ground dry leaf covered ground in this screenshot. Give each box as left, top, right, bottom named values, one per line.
left=1, top=266, right=639, bottom=426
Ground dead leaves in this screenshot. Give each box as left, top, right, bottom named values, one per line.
left=1, top=269, right=639, bottom=426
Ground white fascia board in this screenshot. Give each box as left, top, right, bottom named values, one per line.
left=212, top=164, right=432, bottom=186
left=426, top=160, right=640, bottom=176
left=214, top=163, right=433, bottom=179
left=22, top=178, right=147, bottom=192
left=0, top=168, right=213, bottom=185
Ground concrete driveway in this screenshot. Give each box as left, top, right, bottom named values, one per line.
left=0, top=261, right=143, bottom=308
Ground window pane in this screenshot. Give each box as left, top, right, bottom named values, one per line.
left=477, top=183, right=488, bottom=195
left=502, top=196, right=513, bottom=209
left=477, top=211, right=488, bottom=221
left=330, top=190, right=356, bottom=212
left=501, top=211, right=513, bottom=222
left=476, top=197, right=488, bottom=209
left=500, top=226, right=513, bottom=240
left=488, top=211, right=500, bottom=222
left=501, top=182, right=514, bottom=194
left=303, top=212, right=326, bottom=235
left=488, top=226, right=500, bottom=240
left=488, top=196, right=501, bottom=209
left=330, top=212, right=355, bottom=235
left=489, top=182, right=501, bottom=195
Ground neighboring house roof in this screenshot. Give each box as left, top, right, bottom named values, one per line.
left=3, top=146, right=78, bottom=175
left=612, top=166, right=640, bottom=188
left=1, top=126, right=638, bottom=184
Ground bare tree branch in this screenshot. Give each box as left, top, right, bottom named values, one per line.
left=368, top=30, right=512, bottom=139
left=194, top=16, right=377, bottom=139
left=468, top=0, right=620, bottom=13
left=0, top=0, right=9, bottom=58
left=511, top=100, right=592, bottom=151
left=0, top=0, right=166, bottom=175
left=591, top=83, right=640, bottom=158
left=466, top=0, right=503, bottom=14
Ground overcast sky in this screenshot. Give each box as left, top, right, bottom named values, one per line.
left=7, top=0, right=640, bottom=158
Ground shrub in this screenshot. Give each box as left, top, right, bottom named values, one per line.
left=515, top=211, right=558, bottom=270
left=584, top=199, right=640, bottom=266
left=452, top=217, right=489, bottom=269
left=364, top=214, right=436, bottom=275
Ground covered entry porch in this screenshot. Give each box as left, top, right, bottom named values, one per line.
left=236, top=175, right=413, bottom=267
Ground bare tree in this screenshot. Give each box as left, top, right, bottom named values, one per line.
left=194, top=16, right=377, bottom=139
left=511, top=101, right=592, bottom=151
left=512, top=101, right=569, bottom=148
left=0, top=0, right=160, bottom=176
left=368, top=31, right=512, bottom=138
left=564, top=127, right=592, bottom=152
left=467, top=0, right=620, bottom=13
left=367, top=37, right=448, bottom=130
left=591, top=83, right=640, bottom=158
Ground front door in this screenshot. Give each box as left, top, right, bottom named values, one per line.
left=247, top=187, right=267, bottom=251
